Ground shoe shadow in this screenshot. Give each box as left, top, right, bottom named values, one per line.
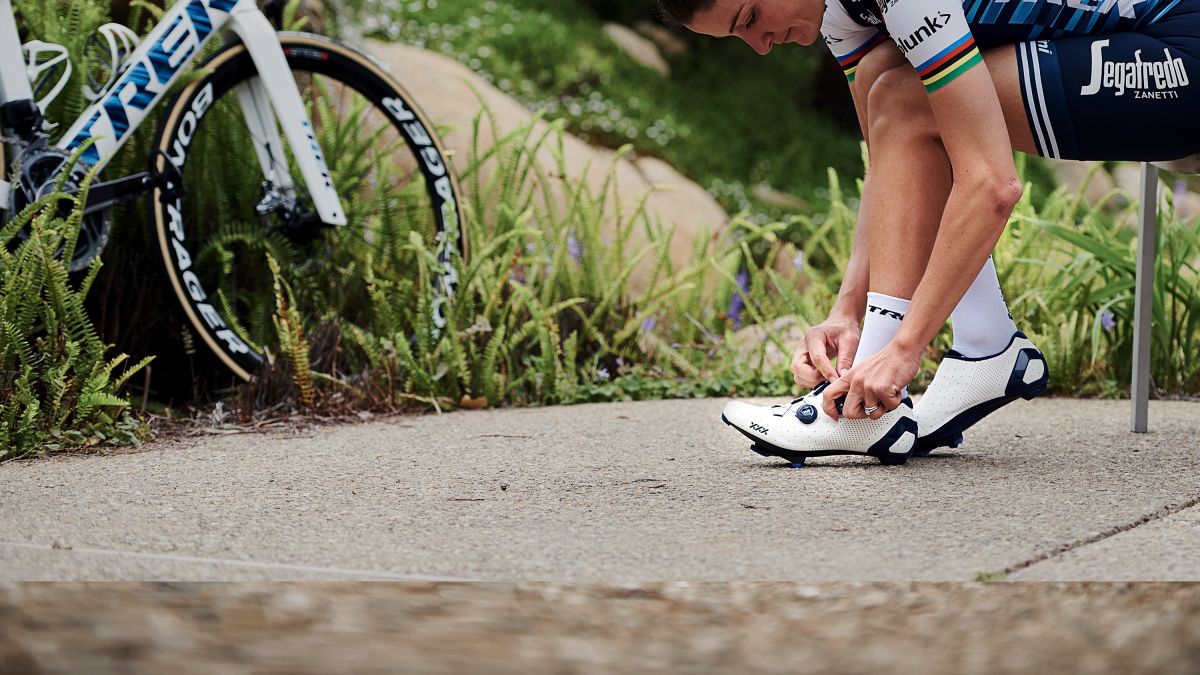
left=750, top=451, right=968, bottom=471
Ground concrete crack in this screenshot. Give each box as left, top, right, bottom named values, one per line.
left=999, top=494, right=1200, bottom=577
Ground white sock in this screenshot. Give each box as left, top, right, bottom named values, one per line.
left=853, top=291, right=911, bottom=397
left=950, top=257, right=1019, bottom=358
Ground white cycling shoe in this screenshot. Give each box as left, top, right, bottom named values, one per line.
left=721, top=382, right=919, bottom=467
left=912, top=331, right=1049, bottom=456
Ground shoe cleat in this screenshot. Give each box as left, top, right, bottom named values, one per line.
left=913, top=332, right=1048, bottom=455
left=721, top=385, right=918, bottom=467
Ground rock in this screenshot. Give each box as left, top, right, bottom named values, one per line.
left=1045, top=159, right=1116, bottom=207
left=729, top=315, right=810, bottom=372
left=365, top=41, right=729, bottom=295
left=634, top=20, right=690, bottom=58
left=771, top=243, right=808, bottom=288
left=1153, top=155, right=1200, bottom=174
left=1111, top=163, right=1146, bottom=207
left=602, top=23, right=670, bottom=77
left=1111, top=163, right=1200, bottom=224
left=753, top=184, right=808, bottom=211
left=632, top=155, right=730, bottom=273
left=1169, top=183, right=1200, bottom=223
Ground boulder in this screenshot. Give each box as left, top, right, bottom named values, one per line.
left=1113, top=163, right=1200, bottom=224
left=602, top=23, right=670, bottom=77
left=365, top=41, right=730, bottom=295
left=753, top=183, right=809, bottom=211
left=729, top=315, right=810, bottom=372
left=1044, top=159, right=1117, bottom=207
left=634, top=21, right=690, bottom=58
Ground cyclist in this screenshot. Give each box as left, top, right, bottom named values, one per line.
left=658, top=0, right=1199, bottom=463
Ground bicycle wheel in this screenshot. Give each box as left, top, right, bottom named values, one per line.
left=148, top=33, right=467, bottom=381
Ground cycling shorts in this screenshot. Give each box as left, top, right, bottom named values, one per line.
left=1016, top=1, right=1200, bottom=161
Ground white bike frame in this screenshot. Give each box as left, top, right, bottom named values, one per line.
left=0, top=0, right=346, bottom=225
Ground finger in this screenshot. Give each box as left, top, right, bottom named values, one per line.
left=793, top=368, right=821, bottom=388
left=867, top=398, right=887, bottom=421
left=805, top=332, right=838, bottom=382
left=821, top=377, right=850, bottom=420
left=837, top=334, right=860, bottom=377
left=879, top=384, right=903, bottom=411
left=843, top=376, right=867, bottom=420
left=792, top=351, right=822, bottom=388
left=863, top=381, right=903, bottom=420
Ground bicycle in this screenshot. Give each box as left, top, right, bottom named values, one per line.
left=0, top=0, right=467, bottom=381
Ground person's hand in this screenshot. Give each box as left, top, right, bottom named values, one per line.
left=791, top=316, right=861, bottom=388
left=821, top=342, right=921, bottom=421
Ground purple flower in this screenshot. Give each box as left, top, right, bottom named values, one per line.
left=792, top=251, right=805, bottom=271
left=728, top=269, right=750, bottom=328
left=1101, top=310, right=1116, bottom=334
left=642, top=316, right=657, bottom=332
left=567, top=233, right=583, bottom=262
left=509, top=264, right=526, bottom=284
left=595, top=367, right=610, bottom=381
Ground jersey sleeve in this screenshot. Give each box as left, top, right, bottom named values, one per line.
left=881, top=0, right=983, bottom=92
left=821, top=2, right=890, bottom=84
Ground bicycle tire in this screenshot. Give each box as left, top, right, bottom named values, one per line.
left=148, top=32, right=467, bottom=381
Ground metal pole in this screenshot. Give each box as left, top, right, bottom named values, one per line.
left=1131, top=163, right=1158, bottom=433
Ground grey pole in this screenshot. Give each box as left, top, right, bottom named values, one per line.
left=1131, top=163, right=1158, bottom=433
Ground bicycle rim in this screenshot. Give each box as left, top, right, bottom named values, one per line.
left=148, top=34, right=467, bottom=381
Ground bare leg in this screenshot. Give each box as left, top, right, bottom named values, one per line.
left=863, top=45, right=1038, bottom=299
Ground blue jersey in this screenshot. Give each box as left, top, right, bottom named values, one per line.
left=822, top=0, right=1185, bottom=90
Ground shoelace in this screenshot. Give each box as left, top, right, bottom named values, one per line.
left=770, top=382, right=831, bottom=416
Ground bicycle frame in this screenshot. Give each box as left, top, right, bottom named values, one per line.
left=0, top=0, right=346, bottom=225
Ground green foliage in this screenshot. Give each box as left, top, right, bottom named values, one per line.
left=11, top=0, right=110, bottom=123
left=342, top=0, right=862, bottom=220
left=326, top=106, right=804, bottom=411
left=268, top=254, right=316, bottom=407
left=1000, top=165, right=1200, bottom=397
left=975, top=569, right=1008, bottom=583
left=6, top=0, right=1197, bottom=460
left=0, top=181, right=151, bottom=460
left=766, top=156, right=1200, bottom=398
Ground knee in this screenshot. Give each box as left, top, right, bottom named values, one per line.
left=866, top=67, right=938, bottom=140
left=851, top=47, right=902, bottom=101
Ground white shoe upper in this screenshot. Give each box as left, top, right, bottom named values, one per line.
left=722, top=386, right=917, bottom=456
left=915, top=332, right=1047, bottom=437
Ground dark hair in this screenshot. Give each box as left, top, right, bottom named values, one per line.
left=656, top=0, right=717, bottom=26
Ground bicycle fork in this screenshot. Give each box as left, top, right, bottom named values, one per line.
left=224, top=5, right=346, bottom=227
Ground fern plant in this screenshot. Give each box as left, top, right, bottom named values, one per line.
left=0, top=185, right=152, bottom=460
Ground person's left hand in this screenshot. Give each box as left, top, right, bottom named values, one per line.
left=822, top=342, right=922, bottom=421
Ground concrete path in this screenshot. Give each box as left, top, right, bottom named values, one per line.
left=1, top=397, right=1198, bottom=581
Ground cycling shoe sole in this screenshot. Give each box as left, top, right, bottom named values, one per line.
left=722, top=414, right=917, bottom=467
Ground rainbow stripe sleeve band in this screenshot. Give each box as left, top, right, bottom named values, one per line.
left=915, top=33, right=982, bottom=92
left=837, top=33, right=889, bottom=82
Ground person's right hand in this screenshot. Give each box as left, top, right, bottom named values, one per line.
left=790, top=316, right=862, bottom=388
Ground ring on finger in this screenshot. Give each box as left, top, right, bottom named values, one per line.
left=863, top=403, right=880, bottom=414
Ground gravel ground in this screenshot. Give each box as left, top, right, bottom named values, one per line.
left=2, top=582, right=1199, bottom=674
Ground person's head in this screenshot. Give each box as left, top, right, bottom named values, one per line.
left=658, top=0, right=824, bottom=55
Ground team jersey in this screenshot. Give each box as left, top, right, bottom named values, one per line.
left=822, top=0, right=1185, bottom=91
